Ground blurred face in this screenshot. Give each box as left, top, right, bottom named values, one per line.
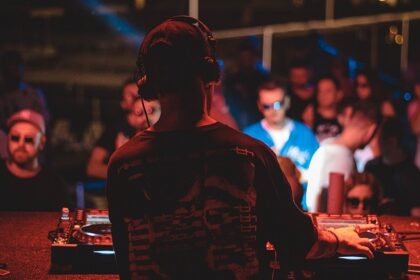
left=355, top=74, right=371, bottom=100
left=129, top=99, right=161, bottom=130
left=8, top=122, right=44, bottom=166
left=345, top=184, right=374, bottom=214
left=289, top=67, right=309, bottom=88
left=317, top=79, right=338, bottom=108
left=258, top=88, right=288, bottom=127
left=120, top=83, right=138, bottom=111
left=238, top=50, right=256, bottom=70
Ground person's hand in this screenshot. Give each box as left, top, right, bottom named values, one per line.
left=330, top=226, right=375, bottom=259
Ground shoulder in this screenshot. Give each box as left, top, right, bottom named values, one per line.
left=291, top=120, right=314, bottom=134
left=39, top=166, right=64, bottom=181
left=243, top=122, right=264, bottom=135
left=364, top=157, right=382, bottom=171
left=289, top=120, right=319, bottom=146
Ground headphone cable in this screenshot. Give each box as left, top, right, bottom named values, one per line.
left=140, top=97, right=151, bottom=128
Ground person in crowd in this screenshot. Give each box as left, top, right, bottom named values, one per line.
left=86, top=81, right=161, bottom=180
left=243, top=80, right=319, bottom=184
left=365, top=117, right=420, bottom=216
left=286, top=60, right=315, bottom=122
left=85, top=81, right=160, bottom=208
left=0, top=50, right=50, bottom=129
left=306, top=102, right=380, bottom=212
left=352, top=70, right=395, bottom=171
left=330, top=56, right=352, bottom=98
left=107, top=16, right=374, bottom=279
left=407, top=77, right=420, bottom=170
left=302, top=75, right=342, bottom=142
left=119, top=78, right=140, bottom=113
left=353, top=70, right=395, bottom=118
left=0, top=109, right=68, bottom=211
left=224, top=39, right=268, bottom=129
left=343, top=172, right=382, bottom=215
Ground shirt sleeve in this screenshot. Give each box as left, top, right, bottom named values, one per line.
left=306, top=148, right=326, bottom=212
left=106, top=158, right=130, bottom=280
left=255, top=145, right=316, bottom=270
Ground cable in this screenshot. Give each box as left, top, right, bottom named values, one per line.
left=140, top=97, right=151, bottom=128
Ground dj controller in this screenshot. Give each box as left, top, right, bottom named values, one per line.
left=49, top=209, right=409, bottom=278
left=271, top=213, right=409, bottom=279
left=49, top=208, right=116, bottom=273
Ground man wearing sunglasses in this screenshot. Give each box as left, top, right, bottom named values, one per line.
left=0, top=109, right=67, bottom=211
left=243, top=80, right=319, bottom=208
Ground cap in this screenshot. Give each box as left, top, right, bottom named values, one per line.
left=7, top=109, right=46, bottom=134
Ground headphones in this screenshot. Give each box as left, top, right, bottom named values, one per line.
left=136, top=15, right=220, bottom=101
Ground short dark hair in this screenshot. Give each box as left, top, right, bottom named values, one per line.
left=345, top=172, right=382, bottom=211
left=288, top=59, right=310, bottom=70
left=338, top=99, right=381, bottom=125
left=317, top=74, right=341, bottom=91
left=351, top=101, right=382, bottom=125
left=122, top=77, right=137, bottom=89
left=258, top=80, right=287, bottom=96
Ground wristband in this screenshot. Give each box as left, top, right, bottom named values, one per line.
left=327, top=230, right=339, bottom=254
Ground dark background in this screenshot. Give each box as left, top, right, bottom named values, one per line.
left=1, top=0, right=420, bottom=183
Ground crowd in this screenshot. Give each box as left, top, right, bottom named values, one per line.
left=1, top=15, right=420, bottom=279
left=0, top=38, right=419, bottom=217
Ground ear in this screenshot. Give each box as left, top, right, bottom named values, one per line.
left=257, top=99, right=263, bottom=113
left=365, top=123, right=377, bottom=143
left=39, top=135, right=47, bottom=151
left=284, top=95, right=291, bottom=110
left=120, top=100, right=126, bottom=110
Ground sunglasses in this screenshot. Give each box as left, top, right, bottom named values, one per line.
left=346, top=197, right=374, bottom=210
left=9, top=135, right=35, bottom=145
left=261, top=100, right=285, bottom=111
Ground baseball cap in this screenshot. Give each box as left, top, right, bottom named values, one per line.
left=7, top=109, right=46, bottom=134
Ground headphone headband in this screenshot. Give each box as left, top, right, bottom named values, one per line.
left=136, top=15, right=220, bottom=100
left=167, top=15, right=217, bottom=60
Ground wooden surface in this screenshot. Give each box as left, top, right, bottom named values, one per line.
left=0, top=212, right=419, bottom=279
left=0, top=212, right=118, bottom=280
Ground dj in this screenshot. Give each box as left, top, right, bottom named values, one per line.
left=106, top=16, right=374, bottom=279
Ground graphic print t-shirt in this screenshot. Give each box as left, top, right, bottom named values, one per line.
left=107, top=122, right=315, bottom=279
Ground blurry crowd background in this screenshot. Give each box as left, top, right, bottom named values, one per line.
left=1, top=0, right=420, bottom=214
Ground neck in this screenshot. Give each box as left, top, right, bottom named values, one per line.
left=317, top=107, right=336, bottom=119
left=264, top=118, right=288, bottom=130
left=150, top=88, right=216, bottom=131
left=6, top=159, right=41, bottom=178
left=333, top=132, right=359, bottom=151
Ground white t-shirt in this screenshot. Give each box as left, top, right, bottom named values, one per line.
left=261, top=119, right=292, bottom=155
left=306, top=141, right=355, bottom=212
left=354, top=145, right=374, bottom=172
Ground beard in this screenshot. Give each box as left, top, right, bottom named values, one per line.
left=10, top=147, right=38, bottom=167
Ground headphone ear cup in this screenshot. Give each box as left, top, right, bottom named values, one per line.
left=202, top=56, right=220, bottom=83
left=137, top=75, right=157, bottom=101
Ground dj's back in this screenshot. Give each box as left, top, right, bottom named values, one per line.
left=107, top=122, right=316, bottom=279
